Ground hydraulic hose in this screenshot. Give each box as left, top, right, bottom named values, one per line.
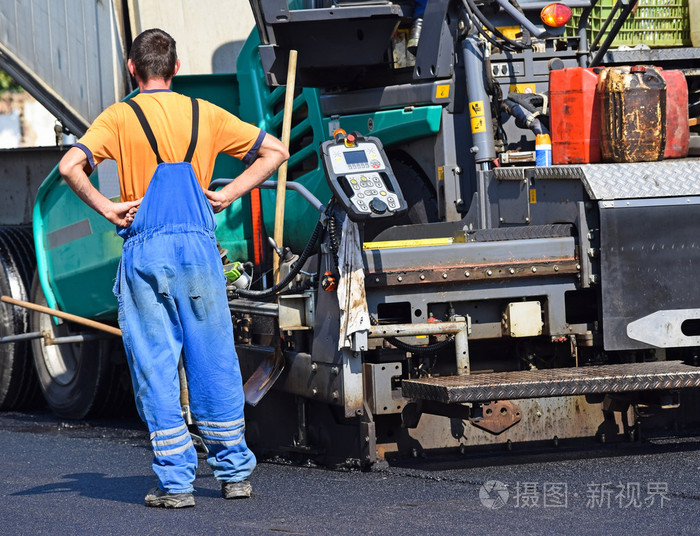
left=506, top=92, right=543, bottom=113
left=236, top=217, right=324, bottom=299
left=465, top=7, right=518, bottom=52
left=502, top=91, right=550, bottom=135
left=502, top=99, right=549, bottom=135
left=462, top=0, right=528, bottom=51
left=387, top=334, right=455, bottom=354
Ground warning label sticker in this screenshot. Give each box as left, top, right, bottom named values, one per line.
left=509, top=83, right=536, bottom=94
left=471, top=116, right=486, bottom=133
left=435, top=84, right=450, bottom=99
left=469, top=100, right=485, bottom=117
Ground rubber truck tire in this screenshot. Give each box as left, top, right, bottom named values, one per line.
left=29, top=271, right=133, bottom=419
left=0, top=226, right=42, bottom=410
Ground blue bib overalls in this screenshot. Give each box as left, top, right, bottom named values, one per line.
left=114, top=97, right=256, bottom=493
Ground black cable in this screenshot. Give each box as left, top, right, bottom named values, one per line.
left=484, top=55, right=507, bottom=149
left=508, top=0, right=531, bottom=48
left=236, top=217, right=324, bottom=299
left=462, top=0, right=528, bottom=51
left=369, top=316, right=455, bottom=354
left=464, top=5, right=519, bottom=52
left=469, top=11, right=520, bottom=53
left=387, top=334, right=455, bottom=354
left=327, top=215, right=340, bottom=270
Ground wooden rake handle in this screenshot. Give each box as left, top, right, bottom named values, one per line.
left=1, top=295, right=122, bottom=337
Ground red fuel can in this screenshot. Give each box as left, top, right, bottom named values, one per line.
left=550, top=67, right=602, bottom=164
left=550, top=66, right=686, bottom=163
left=661, top=69, right=689, bottom=159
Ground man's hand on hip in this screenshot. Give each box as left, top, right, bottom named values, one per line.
left=105, top=199, right=142, bottom=227
left=204, top=188, right=233, bottom=213
left=204, top=132, right=289, bottom=214
left=59, top=146, right=144, bottom=227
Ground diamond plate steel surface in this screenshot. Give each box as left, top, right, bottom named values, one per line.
left=401, top=361, right=700, bottom=403
left=492, top=168, right=525, bottom=180
left=541, top=161, right=700, bottom=200
left=603, top=48, right=700, bottom=64
left=532, top=166, right=583, bottom=180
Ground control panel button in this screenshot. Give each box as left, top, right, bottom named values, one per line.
left=369, top=198, right=388, bottom=215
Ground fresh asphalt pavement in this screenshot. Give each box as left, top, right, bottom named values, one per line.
left=1, top=410, right=699, bottom=536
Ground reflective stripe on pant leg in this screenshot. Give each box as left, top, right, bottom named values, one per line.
left=195, top=417, right=255, bottom=482
left=177, top=234, right=256, bottom=482
left=119, top=237, right=197, bottom=493
left=151, top=423, right=193, bottom=456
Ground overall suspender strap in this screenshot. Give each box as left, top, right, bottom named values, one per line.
left=126, top=96, right=199, bottom=164
left=126, top=99, right=163, bottom=164
left=184, top=97, right=199, bottom=164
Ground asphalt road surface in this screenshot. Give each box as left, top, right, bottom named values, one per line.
left=1, top=410, right=699, bottom=536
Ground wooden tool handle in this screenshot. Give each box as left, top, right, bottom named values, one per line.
left=272, top=49, right=298, bottom=284
left=1, top=295, right=122, bottom=337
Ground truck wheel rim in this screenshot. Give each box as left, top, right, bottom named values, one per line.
left=36, top=313, right=78, bottom=387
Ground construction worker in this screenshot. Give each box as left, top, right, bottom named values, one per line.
left=58, top=28, right=289, bottom=508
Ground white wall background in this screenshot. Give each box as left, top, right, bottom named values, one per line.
left=0, top=0, right=257, bottom=147
left=127, top=0, right=256, bottom=74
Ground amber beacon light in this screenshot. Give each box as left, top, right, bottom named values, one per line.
left=540, top=3, right=572, bottom=27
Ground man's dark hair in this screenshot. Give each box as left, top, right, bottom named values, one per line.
left=129, top=29, right=177, bottom=82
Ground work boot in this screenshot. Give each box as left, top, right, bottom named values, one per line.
left=221, top=480, right=252, bottom=500
left=144, top=487, right=195, bottom=509
left=407, top=17, right=423, bottom=55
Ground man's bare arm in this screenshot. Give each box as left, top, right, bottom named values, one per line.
left=205, top=133, right=290, bottom=213
left=58, top=147, right=141, bottom=227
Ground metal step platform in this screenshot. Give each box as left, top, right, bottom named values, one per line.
left=401, top=361, right=700, bottom=403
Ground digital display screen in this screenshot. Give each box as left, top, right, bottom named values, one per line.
left=343, top=150, right=368, bottom=165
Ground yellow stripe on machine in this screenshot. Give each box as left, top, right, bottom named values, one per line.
left=363, top=237, right=455, bottom=250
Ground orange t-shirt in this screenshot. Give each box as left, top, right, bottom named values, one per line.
left=76, top=90, right=265, bottom=201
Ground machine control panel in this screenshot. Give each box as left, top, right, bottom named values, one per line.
left=321, top=132, right=407, bottom=222
left=327, top=142, right=384, bottom=174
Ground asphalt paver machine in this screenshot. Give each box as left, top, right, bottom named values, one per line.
left=18, top=0, right=700, bottom=466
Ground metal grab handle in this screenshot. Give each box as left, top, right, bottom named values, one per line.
left=368, top=317, right=470, bottom=375
left=209, top=179, right=326, bottom=213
